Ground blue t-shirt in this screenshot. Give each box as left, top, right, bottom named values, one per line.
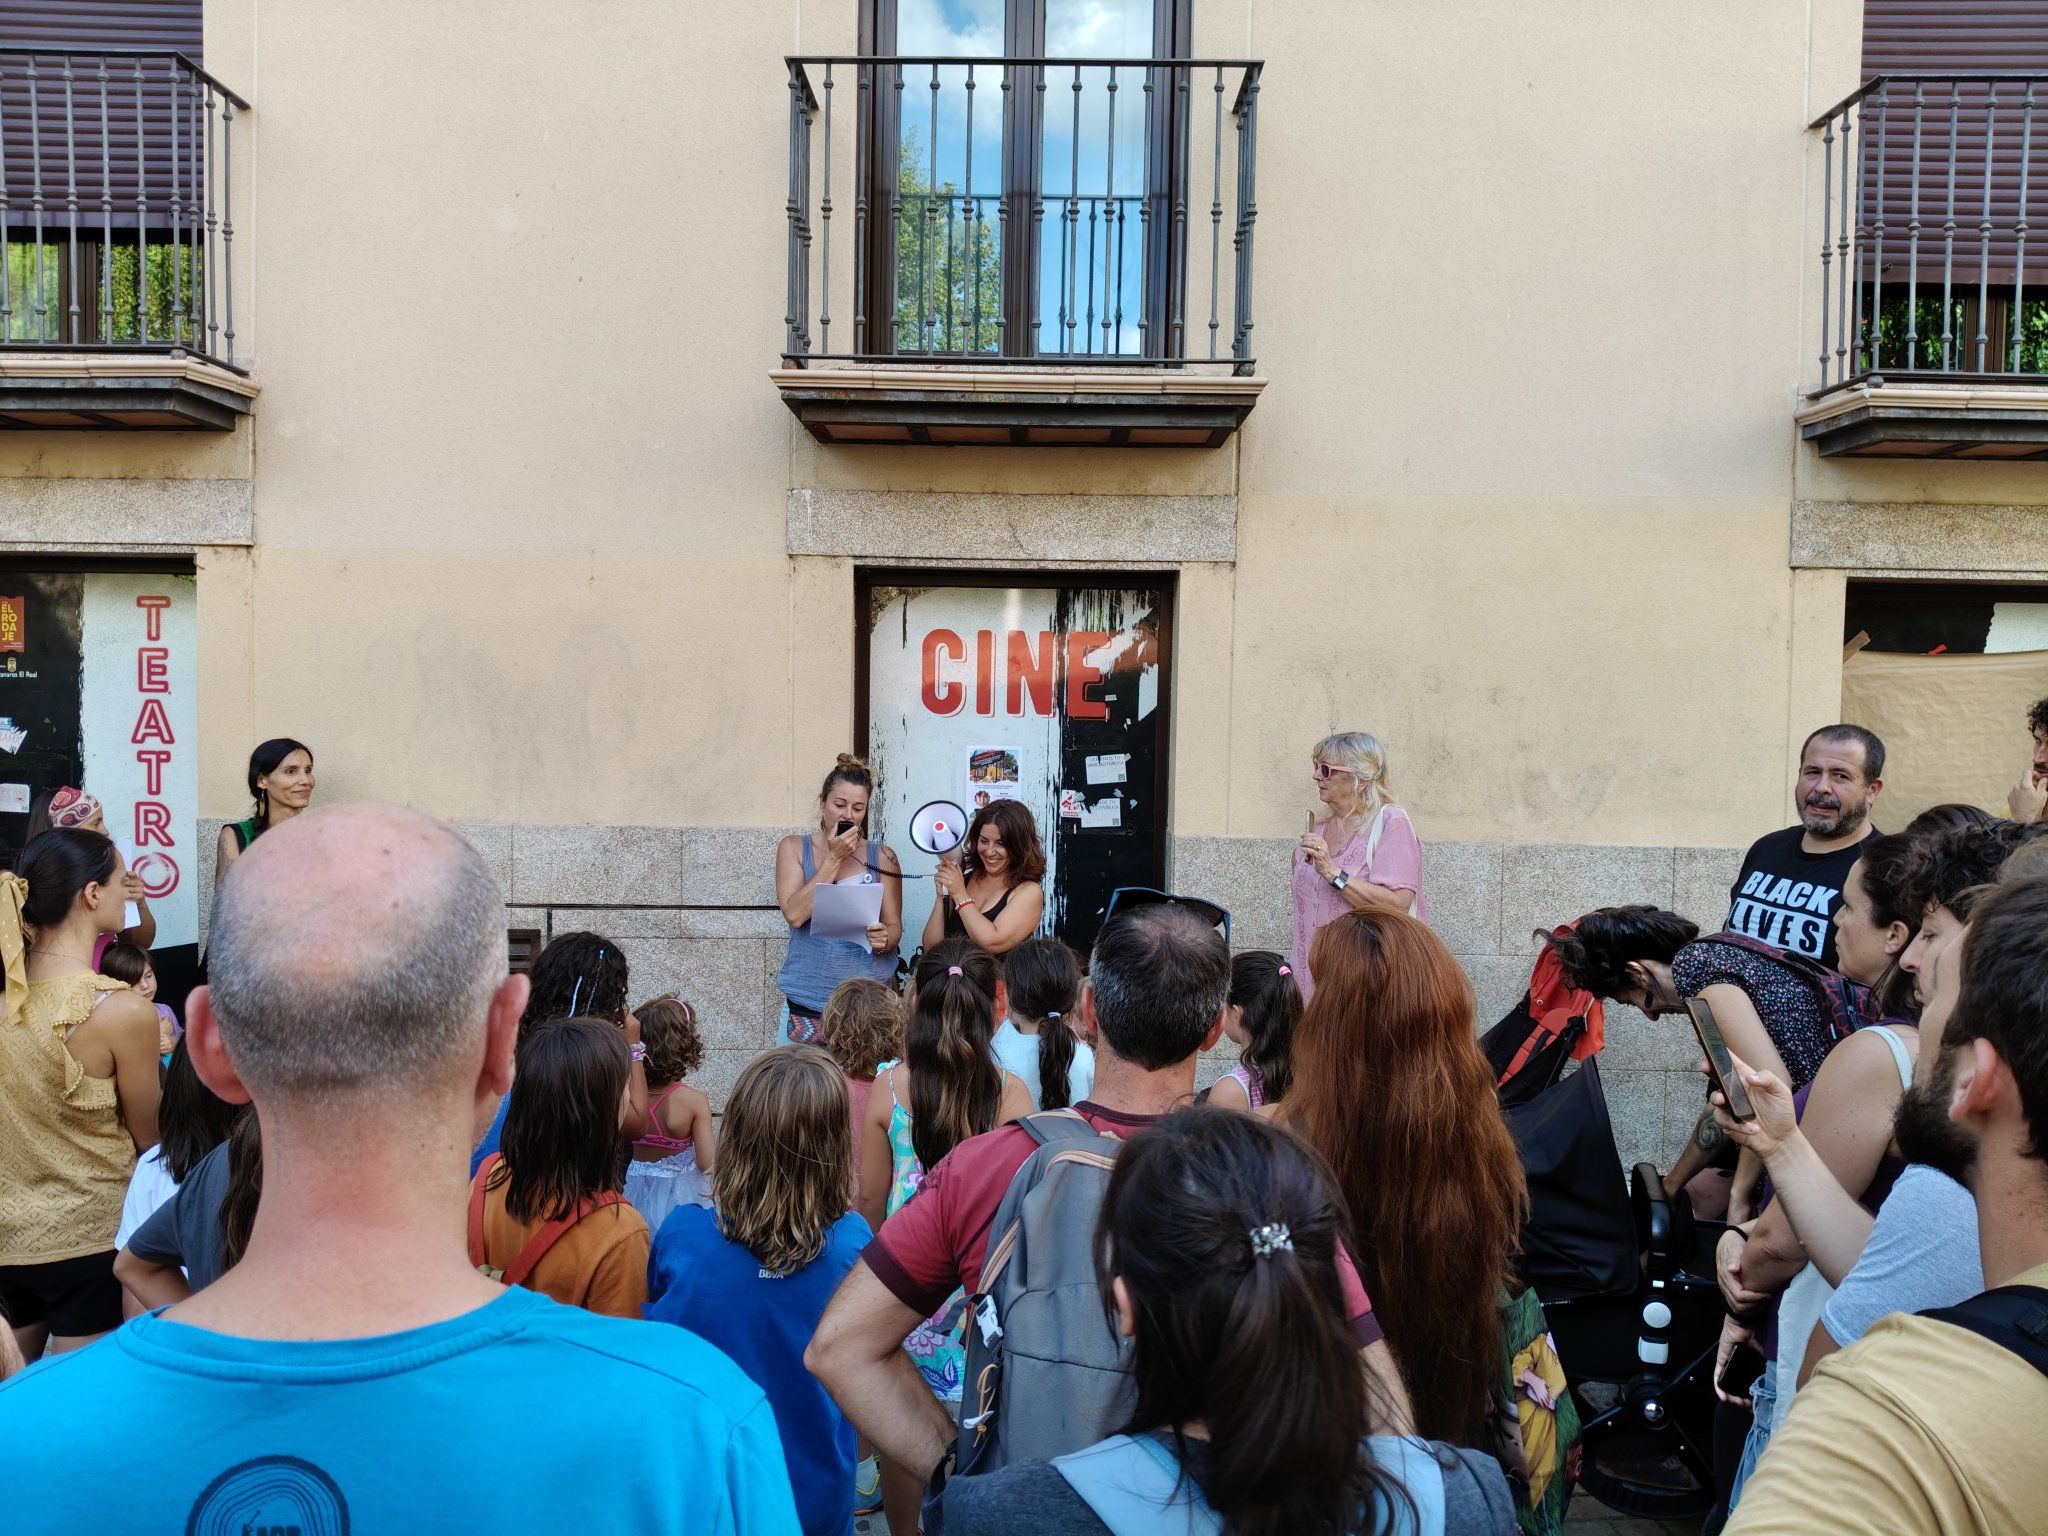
left=0, top=1287, right=800, bottom=1536
left=473, top=1092, right=511, bottom=1175
left=646, top=1205, right=871, bottom=1536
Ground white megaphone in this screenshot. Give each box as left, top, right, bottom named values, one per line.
left=908, top=799, right=970, bottom=863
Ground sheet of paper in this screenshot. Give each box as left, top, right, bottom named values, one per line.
left=1058, top=789, right=1086, bottom=819
left=1079, top=797, right=1123, bottom=829
left=0, top=783, right=27, bottom=814
left=0, top=718, right=24, bottom=755
left=1084, top=753, right=1128, bottom=786
left=812, top=880, right=885, bottom=944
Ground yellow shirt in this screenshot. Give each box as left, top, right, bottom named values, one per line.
left=0, top=972, right=137, bottom=1265
left=1727, top=1260, right=2048, bottom=1536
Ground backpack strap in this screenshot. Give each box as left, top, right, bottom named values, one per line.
left=468, top=1153, right=500, bottom=1273
left=469, top=1152, right=625, bottom=1288
left=1052, top=1435, right=1222, bottom=1536
left=1920, top=1285, right=2048, bottom=1377
left=1016, top=1107, right=1105, bottom=1149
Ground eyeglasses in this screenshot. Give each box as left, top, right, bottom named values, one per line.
left=1311, top=762, right=1358, bottom=782
left=1103, top=886, right=1231, bottom=945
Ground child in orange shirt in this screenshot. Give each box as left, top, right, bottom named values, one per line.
left=469, top=1016, right=649, bottom=1318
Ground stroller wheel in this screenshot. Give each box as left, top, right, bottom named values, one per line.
left=1570, top=1376, right=1717, bottom=1520
left=1577, top=1450, right=1713, bottom=1520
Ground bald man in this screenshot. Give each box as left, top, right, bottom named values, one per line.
left=0, top=804, right=799, bottom=1535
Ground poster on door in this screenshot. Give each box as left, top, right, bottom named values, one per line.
left=863, top=580, right=1170, bottom=955
left=80, top=573, right=200, bottom=950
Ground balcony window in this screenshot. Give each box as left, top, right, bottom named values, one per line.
left=776, top=0, right=1264, bottom=446
left=0, top=44, right=251, bottom=429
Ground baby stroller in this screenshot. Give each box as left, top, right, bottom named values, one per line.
left=1483, top=940, right=1728, bottom=1520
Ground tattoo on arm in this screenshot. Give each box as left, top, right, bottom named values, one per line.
left=1694, top=1109, right=1726, bottom=1154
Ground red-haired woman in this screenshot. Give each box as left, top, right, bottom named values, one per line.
left=920, top=799, right=1045, bottom=957
left=1282, top=908, right=1526, bottom=1446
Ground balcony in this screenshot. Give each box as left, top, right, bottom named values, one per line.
left=1801, top=73, right=2048, bottom=458
left=0, top=49, right=252, bottom=429
left=774, top=54, right=1266, bottom=447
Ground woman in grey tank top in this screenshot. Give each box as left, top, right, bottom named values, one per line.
left=775, top=755, right=903, bottom=1044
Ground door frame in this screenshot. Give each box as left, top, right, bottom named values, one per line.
left=852, top=565, right=1178, bottom=941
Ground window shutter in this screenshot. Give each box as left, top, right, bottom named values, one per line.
left=1860, top=1, right=2048, bottom=284
left=1, top=1, right=206, bottom=238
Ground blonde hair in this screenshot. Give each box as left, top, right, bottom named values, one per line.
left=820, top=977, right=903, bottom=1082
left=1313, top=731, right=1392, bottom=819
left=713, top=1046, right=853, bottom=1276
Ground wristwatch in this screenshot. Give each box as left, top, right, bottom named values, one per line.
left=1329, top=871, right=1350, bottom=891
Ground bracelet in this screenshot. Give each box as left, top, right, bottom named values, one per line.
left=956, top=896, right=977, bottom=910
left=630, top=1042, right=648, bottom=1063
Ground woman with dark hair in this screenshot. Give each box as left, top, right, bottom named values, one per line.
left=929, top=1107, right=1512, bottom=1536
left=115, top=1101, right=263, bottom=1309
left=114, top=1037, right=240, bottom=1256
left=1211, top=950, right=1303, bottom=1117
left=859, top=938, right=1029, bottom=1534
left=922, top=799, right=1046, bottom=957
left=777, top=754, right=904, bottom=1045
left=17, top=787, right=158, bottom=953
left=471, top=930, right=648, bottom=1172
left=468, top=1016, right=650, bottom=1319
left=213, top=738, right=315, bottom=887
left=1283, top=910, right=1525, bottom=1448
left=991, top=935, right=1092, bottom=1111
left=0, top=828, right=164, bottom=1361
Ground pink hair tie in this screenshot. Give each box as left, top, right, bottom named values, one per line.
left=1277, top=965, right=1292, bottom=977
left=947, top=965, right=963, bottom=977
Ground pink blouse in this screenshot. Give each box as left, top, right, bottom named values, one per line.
left=1289, top=804, right=1427, bottom=1001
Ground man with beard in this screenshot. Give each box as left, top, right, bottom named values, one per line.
left=1726, top=725, right=1885, bottom=969
left=1724, top=874, right=2048, bottom=1536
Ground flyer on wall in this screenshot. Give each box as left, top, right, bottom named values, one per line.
left=964, top=745, right=1024, bottom=811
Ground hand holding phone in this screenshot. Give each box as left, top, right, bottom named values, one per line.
left=835, top=818, right=857, bottom=838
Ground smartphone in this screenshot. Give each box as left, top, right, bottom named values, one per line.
left=835, top=818, right=857, bottom=838
left=1684, top=996, right=1756, bottom=1121
left=1718, top=1340, right=1766, bottom=1400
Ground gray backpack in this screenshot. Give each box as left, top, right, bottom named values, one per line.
left=953, top=1109, right=1131, bottom=1477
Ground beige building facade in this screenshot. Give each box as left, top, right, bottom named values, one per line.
left=6, top=0, right=2048, bottom=1164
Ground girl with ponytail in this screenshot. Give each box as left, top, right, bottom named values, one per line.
left=991, top=936, right=1094, bottom=1111
left=858, top=936, right=1029, bottom=1535
left=1212, top=950, right=1303, bottom=1117
left=929, top=1107, right=1513, bottom=1536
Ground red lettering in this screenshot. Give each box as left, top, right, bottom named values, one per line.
left=134, top=801, right=173, bottom=848
left=974, top=630, right=995, bottom=716
left=135, top=593, right=170, bottom=642
left=1066, top=632, right=1110, bottom=722
left=135, top=748, right=172, bottom=796
left=130, top=697, right=175, bottom=745
left=1006, top=631, right=1055, bottom=716
left=921, top=629, right=965, bottom=716
left=136, top=645, right=170, bottom=694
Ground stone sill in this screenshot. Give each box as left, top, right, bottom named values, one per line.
left=773, top=361, right=1265, bottom=447
left=1798, top=380, right=2048, bottom=459
left=0, top=352, right=257, bottom=431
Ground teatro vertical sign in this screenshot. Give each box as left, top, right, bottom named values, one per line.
left=80, top=574, right=199, bottom=950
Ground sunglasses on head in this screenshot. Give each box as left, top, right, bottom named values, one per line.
left=1103, top=886, right=1231, bottom=945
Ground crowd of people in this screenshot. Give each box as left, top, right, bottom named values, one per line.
left=0, top=714, right=2043, bottom=1536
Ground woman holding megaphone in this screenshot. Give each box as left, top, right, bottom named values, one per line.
left=920, top=799, right=1045, bottom=957
left=775, top=755, right=903, bottom=1046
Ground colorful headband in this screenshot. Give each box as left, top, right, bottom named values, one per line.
left=49, top=787, right=101, bottom=829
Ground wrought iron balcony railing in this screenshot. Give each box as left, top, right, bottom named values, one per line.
left=1809, top=72, right=2048, bottom=396
left=783, top=54, right=1261, bottom=375
left=0, top=48, right=248, bottom=372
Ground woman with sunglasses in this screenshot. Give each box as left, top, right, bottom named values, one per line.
left=1293, top=732, right=1427, bottom=1001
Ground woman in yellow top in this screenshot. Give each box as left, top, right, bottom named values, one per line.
left=0, top=828, right=163, bottom=1361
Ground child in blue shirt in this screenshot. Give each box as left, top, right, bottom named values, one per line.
left=646, top=1044, right=870, bottom=1536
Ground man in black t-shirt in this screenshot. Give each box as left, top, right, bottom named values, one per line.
left=1725, top=724, right=1884, bottom=970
